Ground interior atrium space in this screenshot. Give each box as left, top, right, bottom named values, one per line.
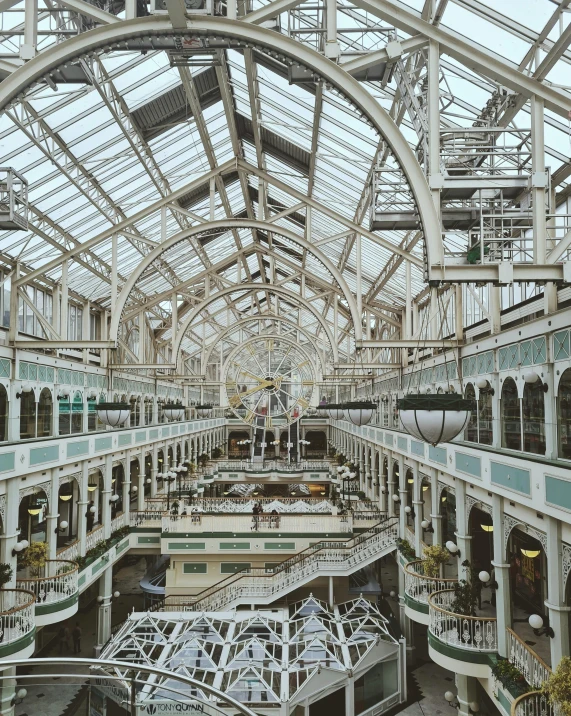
left=0, top=1, right=570, bottom=715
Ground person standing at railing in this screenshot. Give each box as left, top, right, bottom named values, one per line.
left=252, top=502, right=260, bottom=531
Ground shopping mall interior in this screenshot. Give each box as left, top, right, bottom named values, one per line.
left=0, top=0, right=568, bottom=715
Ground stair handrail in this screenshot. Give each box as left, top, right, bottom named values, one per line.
left=153, top=517, right=398, bottom=612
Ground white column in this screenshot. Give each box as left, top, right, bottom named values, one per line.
left=492, top=493, right=511, bottom=658
left=454, top=480, right=471, bottom=580
left=545, top=516, right=571, bottom=666
left=94, top=565, right=113, bottom=656
left=46, top=468, right=59, bottom=561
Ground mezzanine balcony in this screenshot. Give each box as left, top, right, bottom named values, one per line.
left=16, top=559, right=79, bottom=626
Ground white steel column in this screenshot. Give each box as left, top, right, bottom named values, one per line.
left=492, top=493, right=511, bottom=658
left=531, top=95, right=547, bottom=265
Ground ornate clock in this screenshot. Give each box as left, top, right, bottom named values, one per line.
left=225, top=337, right=315, bottom=426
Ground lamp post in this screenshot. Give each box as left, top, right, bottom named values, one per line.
left=165, top=472, right=176, bottom=511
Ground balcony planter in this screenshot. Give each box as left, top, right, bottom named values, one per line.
left=162, top=403, right=185, bottom=421
left=96, top=403, right=131, bottom=428
left=342, top=401, right=377, bottom=426
left=196, top=404, right=213, bottom=418
left=397, top=394, right=475, bottom=446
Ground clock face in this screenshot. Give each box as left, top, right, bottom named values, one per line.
left=225, top=337, right=315, bottom=426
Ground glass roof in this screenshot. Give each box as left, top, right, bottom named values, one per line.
left=0, top=0, right=569, bottom=368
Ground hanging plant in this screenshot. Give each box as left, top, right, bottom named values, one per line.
left=0, top=563, right=13, bottom=588
left=422, top=545, right=450, bottom=577
left=542, top=657, right=571, bottom=716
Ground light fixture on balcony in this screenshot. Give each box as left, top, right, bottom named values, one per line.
left=422, top=485, right=429, bottom=491
left=469, top=703, right=480, bottom=714
left=11, top=688, right=27, bottom=706
left=407, top=477, right=414, bottom=484
left=88, top=484, right=98, bottom=493
left=12, top=539, right=29, bottom=556
left=478, top=570, right=498, bottom=590
left=481, top=523, right=494, bottom=532
left=16, top=382, right=33, bottom=399
left=420, top=520, right=434, bottom=533
left=444, top=692, right=459, bottom=708
left=59, top=491, right=72, bottom=502
left=445, top=540, right=460, bottom=557
left=528, top=614, right=554, bottom=638
left=392, top=494, right=400, bottom=503
left=146, top=478, right=151, bottom=485
left=521, top=548, right=541, bottom=559
left=109, top=494, right=119, bottom=505
left=55, top=520, right=69, bottom=534
left=404, top=505, right=415, bottom=518
left=27, top=502, right=42, bottom=516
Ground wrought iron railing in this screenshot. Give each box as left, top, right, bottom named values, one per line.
left=153, top=518, right=398, bottom=613
left=110, top=513, right=126, bottom=533
left=86, top=525, right=105, bottom=551
left=0, top=589, right=35, bottom=646
left=507, top=627, right=551, bottom=689
left=16, top=560, right=79, bottom=607
left=428, top=588, right=497, bottom=652
left=404, top=560, right=457, bottom=605
left=56, top=540, right=80, bottom=563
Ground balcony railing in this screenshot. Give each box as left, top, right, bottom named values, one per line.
left=162, top=513, right=353, bottom=534
left=16, top=559, right=79, bottom=607
left=511, top=692, right=557, bottom=716
left=507, top=627, right=551, bottom=689
left=111, top=512, right=126, bottom=533
left=404, top=560, right=458, bottom=605
left=0, top=589, right=35, bottom=648
left=86, top=525, right=105, bottom=551
left=130, top=510, right=165, bottom=528
left=428, top=589, right=497, bottom=652
left=57, top=540, right=80, bottom=563
left=154, top=518, right=398, bottom=612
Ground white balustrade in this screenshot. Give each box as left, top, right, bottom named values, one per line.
left=404, top=560, right=457, bottom=605
left=86, top=525, right=105, bottom=552
left=0, top=589, right=35, bottom=647
left=56, top=540, right=80, bottom=563
left=428, top=588, right=497, bottom=652
left=157, top=518, right=398, bottom=612
left=511, top=692, right=557, bottom=716
left=507, top=627, right=551, bottom=689
left=162, top=513, right=353, bottom=534
left=16, top=560, right=79, bottom=607
left=130, top=511, right=165, bottom=528
left=111, top=512, right=126, bottom=533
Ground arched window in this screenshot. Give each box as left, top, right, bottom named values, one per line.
left=37, top=388, right=53, bottom=438
left=71, top=391, right=83, bottom=434
left=145, top=398, right=153, bottom=425
left=479, top=389, right=493, bottom=446
left=440, top=488, right=456, bottom=544
left=523, top=381, right=546, bottom=455
left=130, top=396, right=139, bottom=427
left=464, top=383, right=478, bottom=442
left=558, top=368, right=571, bottom=459
left=20, top=390, right=36, bottom=439
left=0, top=385, right=8, bottom=441
left=501, top=378, right=521, bottom=451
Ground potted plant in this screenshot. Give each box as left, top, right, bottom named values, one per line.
left=422, top=545, right=450, bottom=577
left=0, top=563, right=13, bottom=588
left=542, top=656, right=571, bottom=715
left=20, top=541, right=48, bottom=576
left=395, top=538, right=416, bottom=562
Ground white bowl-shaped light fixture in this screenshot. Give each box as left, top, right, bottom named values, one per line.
left=398, top=394, right=474, bottom=446
left=528, top=614, right=544, bottom=630
left=196, top=404, right=213, bottom=418
left=523, top=371, right=540, bottom=384
left=444, top=692, right=456, bottom=703
left=404, top=505, right=412, bottom=514
left=59, top=520, right=69, bottom=530
left=327, top=403, right=345, bottom=420
left=475, top=377, right=490, bottom=390
left=336, top=466, right=344, bottom=474
left=392, top=494, right=400, bottom=503
left=469, top=702, right=480, bottom=713
left=342, top=401, right=376, bottom=426
left=96, top=402, right=131, bottom=427
left=479, top=571, right=491, bottom=583
left=421, top=519, right=430, bottom=529
left=162, top=403, right=185, bottom=421
left=446, top=540, right=459, bottom=554
left=113, top=591, right=121, bottom=598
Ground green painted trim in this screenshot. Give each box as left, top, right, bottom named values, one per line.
left=0, top=629, right=35, bottom=658
left=428, top=631, right=495, bottom=664
left=264, top=542, right=295, bottom=550
left=131, top=527, right=161, bottom=533
left=545, top=475, right=571, bottom=512
left=219, top=542, right=250, bottom=550
left=167, top=542, right=206, bottom=550
left=30, top=444, right=59, bottom=465
left=221, top=562, right=251, bottom=574
left=67, top=440, right=89, bottom=458
left=404, top=593, right=429, bottom=614
left=0, top=451, right=15, bottom=472
left=78, top=574, right=86, bottom=587
left=149, top=429, right=159, bottom=439
left=411, top=440, right=424, bottom=457
left=428, top=445, right=447, bottom=465
left=118, top=433, right=132, bottom=446
left=183, top=563, right=208, bottom=574
left=95, top=436, right=112, bottom=451
left=162, top=427, right=170, bottom=437
left=91, top=558, right=109, bottom=575
left=497, top=688, right=511, bottom=714
left=138, top=536, right=160, bottom=544
left=35, top=593, right=78, bottom=616
left=163, top=532, right=349, bottom=538
left=135, top=431, right=147, bottom=442
left=455, top=451, right=481, bottom=478
left=397, top=436, right=407, bottom=451
left=490, top=461, right=530, bottom=496
left=116, top=538, right=129, bottom=554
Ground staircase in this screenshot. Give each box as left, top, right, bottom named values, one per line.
left=154, top=518, right=399, bottom=613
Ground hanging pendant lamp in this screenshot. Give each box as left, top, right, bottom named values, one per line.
left=196, top=404, right=213, bottom=418
left=162, top=402, right=185, bottom=421
left=326, top=403, right=345, bottom=420
left=95, top=402, right=131, bottom=427
left=341, top=401, right=376, bottom=426
left=397, top=394, right=474, bottom=446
